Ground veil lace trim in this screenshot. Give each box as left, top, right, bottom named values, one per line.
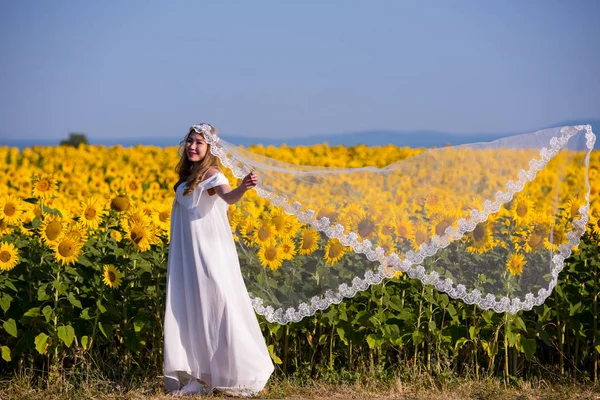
left=203, top=125, right=595, bottom=324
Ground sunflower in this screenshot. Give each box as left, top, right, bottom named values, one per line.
left=103, top=264, right=122, bottom=288
left=377, top=236, right=396, bottom=256
left=32, top=175, right=57, bottom=199
left=506, top=253, right=525, bottom=276
left=79, top=197, right=106, bottom=230
left=512, top=195, right=533, bottom=224
left=430, top=212, right=457, bottom=237
left=317, top=205, right=339, bottom=224
left=251, top=220, right=276, bottom=246
left=53, top=234, right=83, bottom=265
left=355, top=212, right=377, bottom=240
left=40, top=215, right=65, bottom=245
left=152, top=203, right=171, bottom=231
left=524, top=224, right=549, bottom=253
left=466, top=221, right=495, bottom=254
left=299, top=227, right=320, bottom=255
left=564, top=194, right=586, bottom=220
left=257, top=240, right=284, bottom=271
left=545, top=223, right=568, bottom=251
left=279, top=237, right=296, bottom=260
left=0, top=194, right=24, bottom=225
left=110, top=230, right=123, bottom=242
left=339, top=203, right=363, bottom=226
left=123, top=220, right=157, bottom=252
left=324, top=238, right=346, bottom=265
left=0, top=242, right=20, bottom=271
left=410, top=224, right=429, bottom=251
left=394, top=216, right=414, bottom=242
left=110, top=193, right=130, bottom=212
left=589, top=213, right=600, bottom=236
left=269, top=209, right=292, bottom=237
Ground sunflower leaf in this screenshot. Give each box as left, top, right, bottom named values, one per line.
left=4, top=281, right=17, bottom=293
left=67, top=293, right=82, bottom=309
left=34, top=333, right=49, bottom=354
left=0, top=293, right=11, bottom=313
left=81, top=336, right=89, bottom=350
left=42, top=306, right=53, bottom=323
left=1, top=345, right=10, bottom=362
left=57, top=325, right=75, bottom=348
left=3, top=318, right=17, bottom=338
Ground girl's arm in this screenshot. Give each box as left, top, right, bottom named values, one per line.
left=208, top=169, right=257, bottom=205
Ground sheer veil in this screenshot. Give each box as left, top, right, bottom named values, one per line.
left=193, top=124, right=595, bottom=324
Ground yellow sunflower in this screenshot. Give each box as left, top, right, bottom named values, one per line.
left=257, top=240, right=284, bottom=271
left=589, top=213, right=600, bottom=236
left=564, top=194, right=586, bottom=220
left=466, top=221, right=495, bottom=254
left=110, top=193, right=130, bottom=212
left=512, top=195, right=533, bottom=224
left=524, top=224, right=549, bottom=253
left=251, top=220, right=276, bottom=246
left=79, top=197, right=106, bottom=230
left=299, top=227, right=320, bottom=255
left=410, top=224, right=430, bottom=251
left=110, top=229, right=123, bottom=242
left=103, top=264, right=122, bottom=288
left=53, top=234, right=83, bottom=265
left=152, top=203, right=171, bottom=231
left=280, top=236, right=296, bottom=260
left=506, top=253, right=525, bottom=276
left=123, top=220, right=157, bottom=252
left=394, top=215, right=414, bottom=242
left=32, top=175, right=57, bottom=199
left=40, top=215, right=66, bottom=245
left=324, top=238, right=346, bottom=265
left=0, top=194, right=24, bottom=225
left=0, top=242, right=20, bottom=271
left=545, top=223, right=568, bottom=251
left=355, top=211, right=377, bottom=240
left=269, top=209, right=292, bottom=237
left=430, top=212, right=457, bottom=237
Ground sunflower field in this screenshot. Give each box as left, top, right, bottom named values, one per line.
left=0, top=142, right=599, bottom=385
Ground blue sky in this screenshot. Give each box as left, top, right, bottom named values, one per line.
left=1, top=0, right=599, bottom=142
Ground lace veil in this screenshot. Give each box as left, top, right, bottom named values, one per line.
left=193, top=124, right=595, bottom=324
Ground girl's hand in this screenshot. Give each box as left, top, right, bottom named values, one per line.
left=242, top=171, right=258, bottom=191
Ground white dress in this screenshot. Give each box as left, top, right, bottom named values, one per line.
left=163, top=172, right=274, bottom=395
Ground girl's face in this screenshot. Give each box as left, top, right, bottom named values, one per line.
left=185, top=132, right=208, bottom=162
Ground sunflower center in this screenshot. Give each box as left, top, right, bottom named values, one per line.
left=529, top=232, right=543, bottom=248
left=111, top=196, right=130, bottom=212
left=358, top=219, right=375, bottom=238
left=397, top=224, right=408, bottom=238
left=328, top=242, right=343, bottom=258
left=159, top=211, right=170, bottom=223
left=473, top=224, right=486, bottom=242
left=129, top=182, right=139, bottom=191
left=130, top=227, right=144, bottom=244
left=435, top=220, right=451, bottom=236
left=415, top=229, right=427, bottom=246
left=58, top=241, right=75, bottom=257
left=516, top=203, right=528, bottom=218
left=46, top=221, right=62, bottom=241
left=258, top=226, right=271, bottom=241
left=108, top=271, right=116, bottom=282
left=37, top=180, right=50, bottom=191
left=264, top=247, right=277, bottom=261
left=0, top=251, right=11, bottom=262
left=550, top=229, right=564, bottom=245
left=3, top=203, right=16, bottom=217
left=84, top=206, right=97, bottom=220
left=302, top=234, right=315, bottom=249
left=272, top=216, right=285, bottom=231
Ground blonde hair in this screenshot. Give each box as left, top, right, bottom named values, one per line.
left=175, top=123, right=221, bottom=196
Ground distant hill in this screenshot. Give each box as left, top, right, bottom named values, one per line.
left=1, top=119, right=599, bottom=149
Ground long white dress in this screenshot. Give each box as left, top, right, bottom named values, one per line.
left=163, top=172, right=274, bottom=395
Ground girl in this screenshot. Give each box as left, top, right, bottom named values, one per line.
left=163, top=123, right=274, bottom=396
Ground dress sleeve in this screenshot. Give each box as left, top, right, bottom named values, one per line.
left=201, top=172, right=230, bottom=190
